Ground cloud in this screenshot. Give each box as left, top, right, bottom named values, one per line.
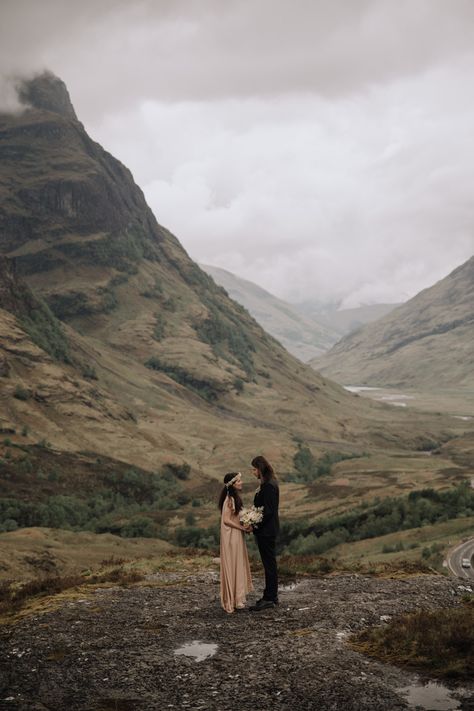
left=91, top=57, right=474, bottom=305
left=0, top=76, right=23, bottom=112
left=1, top=0, right=474, bottom=305
left=2, top=1, right=474, bottom=119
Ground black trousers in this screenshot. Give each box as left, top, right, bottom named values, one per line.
left=256, top=535, right=278, bottom=601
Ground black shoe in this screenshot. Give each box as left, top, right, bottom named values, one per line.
left=256, top=596, right=278, bottom=605
left=250, top=599, right=275, bottom=611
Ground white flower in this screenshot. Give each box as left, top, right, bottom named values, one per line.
left=239, top=506, right=264, bottom=527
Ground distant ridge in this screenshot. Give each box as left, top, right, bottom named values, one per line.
left=201, top=264, right=340, bottom=361
left=312, top=303, right=401, bottom=334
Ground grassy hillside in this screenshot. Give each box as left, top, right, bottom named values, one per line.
left=1, top=72, right=460, bottom=477
left=313, top=256, right=474, bottom=388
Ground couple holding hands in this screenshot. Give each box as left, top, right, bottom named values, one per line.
left=219, top=455, right=279, bottom=614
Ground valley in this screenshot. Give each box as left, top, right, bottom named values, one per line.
left=0, top=72, right=473, bottom=591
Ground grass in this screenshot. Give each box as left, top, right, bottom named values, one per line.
left=275, top=553, right=434, bottom=578
left=0, top=565, right=144, bottom=616
left=330, top=516, right=474, bottom=570
left=351, top=601, right=474, bottom=679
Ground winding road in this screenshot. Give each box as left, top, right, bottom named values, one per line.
left=445, top=538, right=474, bottom=580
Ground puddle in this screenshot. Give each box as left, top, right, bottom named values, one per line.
left=174, top=640, right=218, bottom=662
left=345, top=386, right=382, bottom=393
left=398, top=682, right=461, bottom=710
left=452, top=415, right=473, bottom=421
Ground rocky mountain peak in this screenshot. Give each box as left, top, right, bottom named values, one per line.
left=17, top=71, right=77, bottom=120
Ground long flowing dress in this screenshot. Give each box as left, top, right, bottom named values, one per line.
left=220, top=496, right=253, bottom=613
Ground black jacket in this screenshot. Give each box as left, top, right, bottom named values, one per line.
left=253, top=480, right=279, bottom=538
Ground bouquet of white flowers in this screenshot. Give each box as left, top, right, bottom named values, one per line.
left=239, top=505, right=264, bottom=528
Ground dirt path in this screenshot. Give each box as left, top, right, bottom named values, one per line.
left=0, top=572, right=472, bottom=711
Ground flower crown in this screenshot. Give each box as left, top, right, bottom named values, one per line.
left=226, top=472, right=241, bottom=489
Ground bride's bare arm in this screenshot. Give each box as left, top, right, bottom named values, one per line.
left=223, top=499, right=246, bottom=531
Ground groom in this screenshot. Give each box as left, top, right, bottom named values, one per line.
left=249, top=455, right=279, bottom=611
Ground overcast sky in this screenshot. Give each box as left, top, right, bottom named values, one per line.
left=2, top=0, right=474, bottom=307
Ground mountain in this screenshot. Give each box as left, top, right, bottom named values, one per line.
left=201, top=264, right=340, bottom=361
left=326, top=304, right=401, bottom=334
left=312, top=257, right=474, bottom=388
left=1, top=73, right=472, bottom=586
left=296, top=302, right=401, bottom=335
left=1, top=71, right=412, bottom=477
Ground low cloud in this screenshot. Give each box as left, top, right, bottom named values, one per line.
left=2, top=1, right=474, bottom=305
left=92, top=61, right=474, bottom=305
left=0, top=76, right=24, bottom=113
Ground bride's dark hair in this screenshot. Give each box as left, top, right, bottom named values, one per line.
left=218, top=472, right=243, bottom=514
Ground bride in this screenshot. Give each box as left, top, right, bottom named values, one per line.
left=218, top=472, right=253, bottom=613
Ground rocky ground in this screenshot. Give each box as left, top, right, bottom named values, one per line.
left=0, top=572, right=473, bottom=711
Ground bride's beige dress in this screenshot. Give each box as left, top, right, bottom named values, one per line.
left=220, top=496, right=253, bottom=613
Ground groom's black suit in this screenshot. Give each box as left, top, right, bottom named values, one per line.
left=253, top=479, right=279, bottom=602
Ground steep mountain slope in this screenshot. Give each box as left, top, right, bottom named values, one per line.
left=313, top=257, right=474, bottom=388
left=201, top=264, right=340, bottom=361
left=0, top=256, right=150, bottom=462
left=0, top=73, right=452, bottom=477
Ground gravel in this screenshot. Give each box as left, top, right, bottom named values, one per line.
left=0, top=572, right=472, bottom=711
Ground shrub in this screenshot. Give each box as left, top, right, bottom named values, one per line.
left=19, top=300, right=70, bottom=363
left=140, top=278, right=163, bottom=299
left=19, top=456, right=33, bottom=473
left=13, top=385, right=30, bottom=401
left=285, top=444, right=363, bottom=483
left=234, top=377, right=244, bottom=393
left=153, top=314, right=166, bottom=341
left=120, top=517, right=156, bottom=538
left=145, top=358, right=223, bottom=402
left=0, top=518, right=18, bottom=532
left=81, top=363, right=98, bottom=380
left=163, top=462, right=191, bottom=480
left=37, top=438, right=51, bottom=449
left=174, top=524, right=219, bottom=549
left=352, top=604, right=474, bottom=679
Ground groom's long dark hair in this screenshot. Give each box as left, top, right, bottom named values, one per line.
left=251, top=455, right=277, bottom=483
left=218, top=472, right=243, bottom=514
